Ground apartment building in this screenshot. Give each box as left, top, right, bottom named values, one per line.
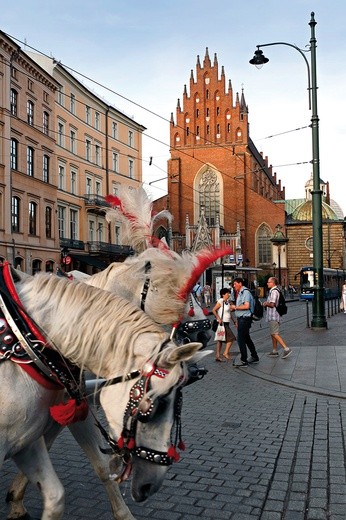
left=28, top=53, right=146, bottom=273
left=0, top=29, right=146, bottom=275
left=0, top=31, right=59, bottom=273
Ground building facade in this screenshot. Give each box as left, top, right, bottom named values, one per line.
left=0, top=30, right=145, bottom=274
left=286, top=175, right=346, bottom=287
left=0, top=31, right=59, bottom=273
left=154, top=49, right=287, bottom=286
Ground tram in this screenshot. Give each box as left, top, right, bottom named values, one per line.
left=299, top=266, right=345, bottom=300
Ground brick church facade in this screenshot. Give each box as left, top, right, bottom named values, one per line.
left=153, top=49, right=287, bottom=284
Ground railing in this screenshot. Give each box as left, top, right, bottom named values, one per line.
left=60, top=238, right=85, bottom=250
left=87, top=241, right=133, bottom=255
left=305, top=295, right=343, bottom=327
left=83, top=194, right=111, bottom=208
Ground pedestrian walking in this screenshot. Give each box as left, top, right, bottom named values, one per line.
left=263, top=277, right=292, bottom=359
left=212, top=288, right=236, bottom=362
left=193, top=282, right=203, bottom=304
left=342, top=280, right=346, bottom=314
left=202, top=283, right=212, bottom=307
left=230, top=277, right=259, bottom=367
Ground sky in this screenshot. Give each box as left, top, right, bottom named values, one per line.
left=2, top=0, right=346, bottom=215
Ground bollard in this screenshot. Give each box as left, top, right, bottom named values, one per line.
left=327, top=299, right=330, bottom=318
left=306, top=300, right=310, bottom=328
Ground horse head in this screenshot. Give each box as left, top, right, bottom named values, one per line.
left=99, top=339, right=211, bottom=502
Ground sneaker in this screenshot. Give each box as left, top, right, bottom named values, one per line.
left=234, top=361, right=249, bottom=368
left=267, top=351, right=279, bottom=357
left=248, top=356, right=259, bottom=364
left=282, top=348, right=292, bottom=359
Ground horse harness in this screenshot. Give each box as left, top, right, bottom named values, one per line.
left=0, top=262, right=84, bottom=402
left=0, top=262, right=207, bottom=471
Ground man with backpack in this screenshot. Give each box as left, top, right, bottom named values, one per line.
left=230, top=277, right=259, bottom=367
left=263, top=277, right=292, bottom=359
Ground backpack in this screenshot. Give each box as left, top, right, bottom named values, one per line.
left=274, top=288, right=287, bottom=316
left=245, top=289, right=263, bottom=321
left=252, top=294, right=264, bottom=321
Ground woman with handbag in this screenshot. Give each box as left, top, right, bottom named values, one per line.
left=212, top=288, right=236, bottom=362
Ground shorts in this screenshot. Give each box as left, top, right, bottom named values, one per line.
left=223, top=322, right=236, bottom=343
left=269, top=320, right=280, bottom=335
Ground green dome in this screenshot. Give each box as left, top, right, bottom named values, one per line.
left=292, top=200, right=338, bottom=221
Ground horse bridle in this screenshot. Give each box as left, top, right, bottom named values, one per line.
left=96, top=350, right=187, bottom=471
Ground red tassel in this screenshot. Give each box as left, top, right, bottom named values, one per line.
left=50, top=398, right=88, bottom=426
left=167, top=445, right=180, bottom=462
left=188, top=308, right=195, bottom=317
left=117, top=436, right=125, bottom=449
left=202, top=308, right=209, bottom=316
left=127, top=438, right=136, bottom=450
left=178, top=440, right=186, bottom=451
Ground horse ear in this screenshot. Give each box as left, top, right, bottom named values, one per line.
left=161, top=342, right=204, bottom=365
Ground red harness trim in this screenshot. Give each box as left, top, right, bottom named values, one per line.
left=1, top=262, right=62, bottom=391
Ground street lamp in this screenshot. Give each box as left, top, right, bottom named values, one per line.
left=249, top=11, right=327, bottom=329
left=270, top=224, right=288, bottom=287
left=272, top=262, right=277, bottom=277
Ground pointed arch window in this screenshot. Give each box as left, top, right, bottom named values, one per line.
left=198, top=169, right=220, bottom=226
left=257, top=224, right=272, bottom=265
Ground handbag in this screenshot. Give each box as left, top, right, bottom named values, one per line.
left=213, top=302, right=225, bottom=338
left=340, top=299, right=344, bottom=311
left=214, top=324, right=226, bottom=341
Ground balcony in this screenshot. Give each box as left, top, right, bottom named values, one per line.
left=87, top=241, right=133, bottom=256
left=84, top=194, right=111, bottom=214
left=60, top=238, right=85, bottom=250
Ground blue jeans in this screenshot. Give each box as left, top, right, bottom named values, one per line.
left=237, top=317, right=258, bottom=362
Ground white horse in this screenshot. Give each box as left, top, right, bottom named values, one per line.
left=1, top=268, right=208, bottom=520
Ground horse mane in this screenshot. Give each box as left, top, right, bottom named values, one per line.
left=15, top=273, right=174, bottom=383
left=84, top=249, right=191, bottom=324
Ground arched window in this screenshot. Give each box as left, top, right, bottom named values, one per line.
left=32, top=259, right=41, bottom=275
left=257, top=224, right=272, bottom=265
left=11, top=196, right=20, bottom=233
left=15, top=257, right=23, bottom=270
left=198, top=169, right=220, bottom=226
left=45, top=260, right=54, bottom=273
left=29, top=201, right=37, bottom=235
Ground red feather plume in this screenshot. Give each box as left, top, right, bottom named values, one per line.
left=178, top=247, right=232, bottom=302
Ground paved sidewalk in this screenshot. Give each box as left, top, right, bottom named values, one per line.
left=228, top=309, right=346, bottom=399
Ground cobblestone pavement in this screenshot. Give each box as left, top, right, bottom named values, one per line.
left=1, top=307, right=345, bottom=519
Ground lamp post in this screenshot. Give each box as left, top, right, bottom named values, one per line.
left=270, top=225, right=288, bottom=287
left=250, top=11, right=327, bottom=328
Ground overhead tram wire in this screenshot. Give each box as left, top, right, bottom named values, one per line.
left=4, top=34, right=310, bottom=179
left=4, top=35, right=309, bottom=232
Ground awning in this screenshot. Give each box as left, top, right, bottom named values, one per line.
left=70, top=254, right=108, bottom=270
